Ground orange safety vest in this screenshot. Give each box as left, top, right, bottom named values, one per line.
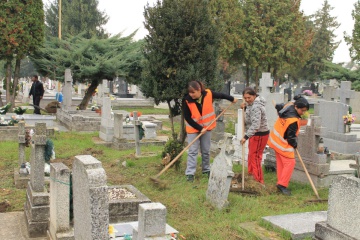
left=267, top=117, right=300, bottom=158
left=185, top=89, right=216, bottom=134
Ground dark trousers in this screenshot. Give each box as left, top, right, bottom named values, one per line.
left=33, top=96, right=41, bottom=114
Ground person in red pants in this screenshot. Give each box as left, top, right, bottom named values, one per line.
left=240, top=87, right=269, bottom=184
left=267, top=95, right=309, bottom=195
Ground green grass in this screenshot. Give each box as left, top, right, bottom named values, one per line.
left=0, top=119, right=329, bottom=239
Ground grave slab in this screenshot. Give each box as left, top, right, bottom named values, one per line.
left=262, top=211, right=327, bottom=240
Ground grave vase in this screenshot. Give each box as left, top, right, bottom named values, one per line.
left=345, top=124, right=351, bottom=133
left=299, top=119, right=308, bottom=126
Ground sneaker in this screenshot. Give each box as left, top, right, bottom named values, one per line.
left=276, top=184, right=291, bottom=196
left=186, top=175, right=194, bottom=182
left=202, top=171, right=210, bottom=178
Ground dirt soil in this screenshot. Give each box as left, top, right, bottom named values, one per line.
left=230, top=173, right=277, bottom=196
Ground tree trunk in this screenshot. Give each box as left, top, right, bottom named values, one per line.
left=245, top=63, right=250, bottom=87
left=167, top=100, right=176, bottom=140
left=10, top=58, right=21, bottom=110
left=78, top=79, right=99, bottom=110
left=179, top=108, right=187, bottom=144
left=5, top=59, right=12, bottom=104
left=255, top=66, right=259, bottom=92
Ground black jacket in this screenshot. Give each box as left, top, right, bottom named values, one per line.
left=275, top=103, right=300, bottom=148
left=29, top=81, right=45, bottom=97
left=183, top=90, right=234, bottom=131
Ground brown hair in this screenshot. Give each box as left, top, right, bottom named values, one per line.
left=188, top=80, right=205, bottom=92
left=242, top=87, right=257, bottom=96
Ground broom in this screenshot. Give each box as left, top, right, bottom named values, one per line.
left=150, top=101, right=236, bottom=187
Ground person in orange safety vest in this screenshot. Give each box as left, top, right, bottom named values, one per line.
left=267, top=95, right=309, bottom=195
left=183, top=80, right=238, bottom=182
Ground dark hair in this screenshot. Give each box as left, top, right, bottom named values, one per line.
left=188, top=80, right=205, bottom=91
left=293, top=95, right=309, bottom=110
left=242, top=87, right=257, bottom=96
left=33, top=75, right=38, bottom=79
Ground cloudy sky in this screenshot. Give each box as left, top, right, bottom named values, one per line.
left=97, top=0, right=357, bottom=63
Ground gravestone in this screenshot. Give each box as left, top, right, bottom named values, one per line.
left=206, top=134, right=235, bottom=209
left=211, top=102, right=226, bottom=142
left=72, top=155, right=109, bottom=240
left=14, top=121, right=30, bottom=189
left=291, top=116, right=331, bottom=187
left=99, top=96, right=114, bottom=142
left=232, top=108, right=248, bottom=165
left=314, top=175, right=360, bottom=240
left=132, top=203, right=167, bottom=240
left=48, top=163, right=74, bottom=240
left=258, top=72, right=284, bottom=130
left=315, top=101, right=360, bottom=154
left=322, top=86, right=337, bottom=101
left=24, top=123, right=50, bottom=238
left=22, top=82, right=31, bottom=103
left=336, top=81, right=355, bottom=105
left=234, top=82, right=246, bottom=94
left=62, top=69, right=73, bottom=111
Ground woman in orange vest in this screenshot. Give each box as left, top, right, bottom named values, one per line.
left=240, top=87, right=269, bottom=184
left=267, top=95, right=309, bottom=195
left=183, top=80, right=237, bottom=182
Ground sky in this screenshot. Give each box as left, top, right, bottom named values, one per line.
left=97, top=0, right=357, bottom=63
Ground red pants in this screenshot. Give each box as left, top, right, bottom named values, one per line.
left=248, top=134, right=269, bottom=184
left=275, top=152, right=296, bottom=187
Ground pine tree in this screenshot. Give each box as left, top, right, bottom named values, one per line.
left=0, top=0, right=44, bottom=107
left=305, top=0, right=340, bottom=80
left=45, top=0, right=109, bottom=39
left=141, top=0, right=221, bottom=140
left=344, top=0, right=360, bottom=63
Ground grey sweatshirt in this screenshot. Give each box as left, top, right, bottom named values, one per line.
left=244, top=96, right=269, bottom=139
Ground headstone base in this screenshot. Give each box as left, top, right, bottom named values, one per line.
left=47, top=227, right=74, bottom=240
left=323, top=137, right=360, bottom=154
left=111, top=138, right=166, bottom=150
left=99, top=126, right=114, bottom=142
left=314, top=221, right=356, bottom=240
left=109, top=185, right=151, bottom=224
left=14, top=167, right=29, bottom=189
left=24, top=182, right=49, bottom=238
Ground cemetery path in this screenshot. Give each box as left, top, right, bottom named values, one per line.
left=0, top=212, right=47, bottom=240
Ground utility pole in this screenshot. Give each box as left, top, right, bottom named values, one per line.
left=57, top=0, right=62, bottom=92
left=58, top=0, right=62, bottom=39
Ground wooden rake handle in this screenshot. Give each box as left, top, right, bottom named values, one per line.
left=154, top=101, right=237, bottom=179
left=295, top=148, right=321, bottom=200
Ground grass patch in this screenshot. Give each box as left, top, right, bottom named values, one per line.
left=0, top=115, right=329, bottom=239
left=113, top=106, right=170, bottom=115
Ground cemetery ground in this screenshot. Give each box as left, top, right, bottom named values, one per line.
left=0, top=108, right=329, bottom=239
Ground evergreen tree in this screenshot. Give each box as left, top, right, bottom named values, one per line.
left=304, top=0, right=340, bottom=80
left=30, top=33, right=143, bottom=109
left=45, top=0, right=109, bottom=39
left=0, top=0, right=44, bottom=107
left=344, top=0, right=360, bottom=63
left=141, top=0, right=221, bottom=140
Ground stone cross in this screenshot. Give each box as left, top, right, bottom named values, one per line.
left=132, top=203, right=167, bottom=239
left=102, top=79, right=110, bottom=95
left=31, top=122, right=47, bottom=192
left=48, top=163, right=74, bottom=239
left=99, top=97, right=114, bottom=142
left=337, top=81, right=355, bottom=105
left=73, top=155, right=109, bottom=240
left=62, top=69, right=73, bottom=111
left=18, top=122, right=26, bottom=166
left=133, top=111, right=141, bottom=156
left=258, top=72, right=284, bottom=130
